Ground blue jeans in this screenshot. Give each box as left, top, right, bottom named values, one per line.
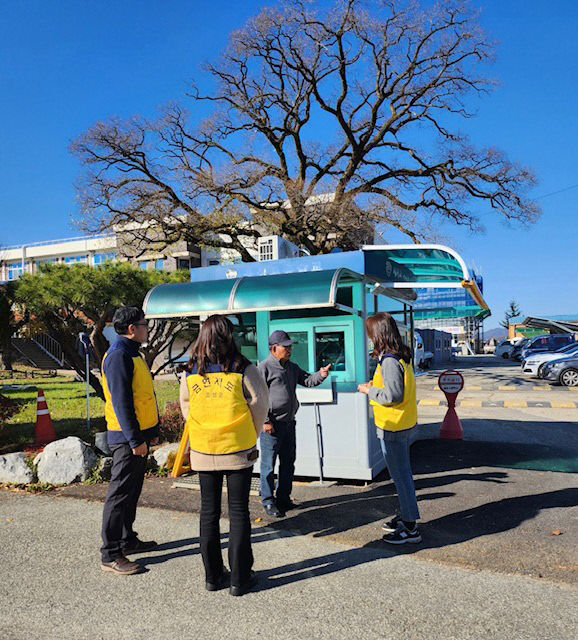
left=259, top=420, right=296, bottom=507
left=379, top=428, right=420, bottom=522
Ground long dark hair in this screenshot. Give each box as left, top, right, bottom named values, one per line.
left=186, top=315, right=250, bottom=375
left=366, top=312, right=412, bottom=364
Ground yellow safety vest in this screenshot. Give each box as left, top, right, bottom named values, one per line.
left=102, top=351, right=159, bottom=432
left=186, top=364, right=256, bottom=455
left=371, top=355, right=417, bottom=432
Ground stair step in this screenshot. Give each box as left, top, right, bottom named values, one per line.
left=10, top=338, right=63, bottom=370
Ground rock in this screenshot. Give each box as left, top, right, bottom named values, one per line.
left=37, top=437, right=97, bottom=485
left=33, top=452, right=43, bottom=467
left=152, top=443, right=180, bottom=469
left=94, top=432, right=111, bottom=456
left=98, top=457, right=113, bottom=481
left=0, top=453, right=35, bottom=484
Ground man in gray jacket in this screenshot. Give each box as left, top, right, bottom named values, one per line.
left=258, top=330, right=331, bottom=517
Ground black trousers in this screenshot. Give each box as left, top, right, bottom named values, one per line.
left=100, top=443, right=148, bottom=562
left=198, top=467, right=254, bottom=587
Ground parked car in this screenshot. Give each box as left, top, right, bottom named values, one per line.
left=541, top=355, right=578, bottom=387
left=522, top=342, right=578, bottom=377
left=509, top=339, right=530, bottom=362
left=494, top=338, right=522, bottom=359
left=520, top=334, right=576, bottom=361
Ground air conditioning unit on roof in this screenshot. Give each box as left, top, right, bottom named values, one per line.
left=257, top=235, right=300, bottom=262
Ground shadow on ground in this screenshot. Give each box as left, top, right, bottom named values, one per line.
left=413, top=417, right=578, bottom=473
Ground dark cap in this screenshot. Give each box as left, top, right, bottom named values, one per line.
left=268, top=330, right=295, bottom=347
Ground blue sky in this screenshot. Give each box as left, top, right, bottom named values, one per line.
left=1, top=0, right=577, bottom=328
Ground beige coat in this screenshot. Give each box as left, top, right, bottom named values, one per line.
left=179, top=364, right=269, bottom=471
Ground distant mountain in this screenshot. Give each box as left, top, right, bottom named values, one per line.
left=484, top=327, right=507, bottom=340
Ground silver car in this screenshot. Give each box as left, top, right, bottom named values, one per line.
left=541, top=355, right=578, bottom=387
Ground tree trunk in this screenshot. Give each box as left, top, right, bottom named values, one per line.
left=0, top=332, right=14, bottom=370
left=0, top=348, right=13, bottom=371
left=89, top=319, right=110, bottom=367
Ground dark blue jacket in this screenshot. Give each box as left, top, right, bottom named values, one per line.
left=102, top=336, right=159, bottom=447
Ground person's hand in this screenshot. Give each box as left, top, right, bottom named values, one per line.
left=132, top=442, right=148, bottom=457
left=263, top=422, right=275, bottom=434
left=319, top=364, right=332, bottom=379
left=357, top=381, right=373, bottom=394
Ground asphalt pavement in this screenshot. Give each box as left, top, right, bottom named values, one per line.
left=1, top=355, right=576, bottom=639
left=1, top=492, right=577, bottom=640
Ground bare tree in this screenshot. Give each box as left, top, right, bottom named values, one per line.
left=72, top=0, right=539, bottom=257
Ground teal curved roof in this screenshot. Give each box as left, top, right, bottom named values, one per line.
left=144, top=268, right=362, bottom=319
left=143, top=244, right=490, bottom=321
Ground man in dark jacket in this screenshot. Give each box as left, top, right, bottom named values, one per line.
left=258, top=330, right=331, bottom=517
left=100, top=306, right=160, bottom=575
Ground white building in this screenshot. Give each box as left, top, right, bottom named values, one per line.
left=0, top=233, right=210, bottom=282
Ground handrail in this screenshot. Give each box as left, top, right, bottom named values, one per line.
left=31, top=333, right=65, bottom=366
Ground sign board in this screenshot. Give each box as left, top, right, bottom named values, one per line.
left=297, top=378, right=335, bottom=405
left=438, top=370, right=464, bottom=394
left=438, top=369, right=464, bottom=440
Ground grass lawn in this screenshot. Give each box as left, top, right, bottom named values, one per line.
left=0, top=372, right=180, bottom=454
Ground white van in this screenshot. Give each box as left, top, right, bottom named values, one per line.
left=414, top=331, right=433, bottom=369
left=494, top=337, right=524, bottom=359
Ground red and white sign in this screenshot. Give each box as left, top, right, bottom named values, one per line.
left=437, top=370, right=464, bottom=440
left=438, top=370, right=464, bottom=395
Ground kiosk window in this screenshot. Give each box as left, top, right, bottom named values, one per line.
left=315, top=331, right=346, bottom=372
left=289, top=332, right=309, bottom=371
left=229, top=314, right=258, bottom=364
left=289, top=330, right=309, bottom=371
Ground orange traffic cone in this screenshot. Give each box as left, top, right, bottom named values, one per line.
left=35, top=388, right=56, bottom=445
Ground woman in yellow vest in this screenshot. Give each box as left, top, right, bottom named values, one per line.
left=358, top=312, right=421, bottom=544
left=179, top=315, right=269, bottom=596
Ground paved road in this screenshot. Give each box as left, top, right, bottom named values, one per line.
left=418, top=355, right=578, bottom=399
left=1, top=492, right=576, bottom=640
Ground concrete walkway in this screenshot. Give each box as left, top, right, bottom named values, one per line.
left=1, top=492, right=576, bottom=640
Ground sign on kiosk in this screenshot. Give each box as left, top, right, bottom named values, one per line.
left=438, top=369, right=464, bottom=440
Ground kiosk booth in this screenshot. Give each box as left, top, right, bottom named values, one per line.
left=144, top=245, right=490, bottom=480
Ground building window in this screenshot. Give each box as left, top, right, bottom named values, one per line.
left=139, top=260, right=149, bottom=270
left=65, top=255, right=87, bottom=264
left=259, top=238, right=274, bottom=261
left=177, top=258, right=191, bottom=270
left=7, top=262, right=23, bottom=280
left=94, top=252, right=116, bottom=265
left=155, top=258, right=165, bottom=270
left=208, top=260, right=220, bottom=266
left=35, top=257, right=59, bottom=269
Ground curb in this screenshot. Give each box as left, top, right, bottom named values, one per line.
left=419, top=385, right=578, bottom=393
left=417, top=399, right=578, bottom=409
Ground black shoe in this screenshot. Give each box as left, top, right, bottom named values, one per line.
left=230, top=571, right=258, bottom=597
left=206, top=569, right=231, bottom=592
left=122, top=539, right=158, bottom=555
left=381, top=515, right=402, bottom=533
left=264, top=503, right=285, bottom=518
left=382, top=523, right=422, bottom=545
left=277, top=499, right=299, bottom=512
